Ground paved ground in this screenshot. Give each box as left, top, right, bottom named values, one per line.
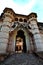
left=0, top=53, right=43, bottom=65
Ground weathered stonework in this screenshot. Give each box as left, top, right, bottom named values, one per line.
left=0, top=7, right=43, bottom=56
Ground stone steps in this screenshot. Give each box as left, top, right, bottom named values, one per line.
left=0, top=53, right=43, bottom=65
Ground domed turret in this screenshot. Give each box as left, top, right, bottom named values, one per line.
left=3, top=7, right=15, bottom=22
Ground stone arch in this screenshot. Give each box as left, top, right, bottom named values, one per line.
left=24, top=19, right=27, bottom=22
left=8, top=25, right=35, bottom=53
left=15, top=18, right=18, bottom=21
left=19, top=18, right=23, bottom=22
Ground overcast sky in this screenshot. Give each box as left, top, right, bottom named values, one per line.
left=0, top=0, right=43, bottom=22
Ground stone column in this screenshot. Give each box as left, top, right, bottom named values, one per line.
left=0, top=20, right=6, bottom=54
left=28, top=13, right=43, bottom=53
left=0, top=19, right=12, bottom=54
left=0, top=8, right=15, bottom=54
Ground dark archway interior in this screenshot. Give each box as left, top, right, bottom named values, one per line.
left=15, top=30, right=27, bottom=53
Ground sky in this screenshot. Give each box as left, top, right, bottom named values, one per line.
left=0, top=0, right=43, bottom=22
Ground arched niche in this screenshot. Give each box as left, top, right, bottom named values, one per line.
left=15, top=30, right=27, bottom=53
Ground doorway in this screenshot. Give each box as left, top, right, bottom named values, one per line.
left=15, top=30, right=27, bottom=53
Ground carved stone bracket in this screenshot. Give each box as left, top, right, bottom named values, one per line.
left=10, top=22, right=31, bottom=32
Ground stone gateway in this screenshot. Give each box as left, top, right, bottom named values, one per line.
left=0, top=8, right=43, bottom=57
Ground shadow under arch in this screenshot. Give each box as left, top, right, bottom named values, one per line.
left=15, top=30, right=27, bottom=53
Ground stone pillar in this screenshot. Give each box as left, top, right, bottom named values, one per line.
left=0, top=8, right=15, bottom=54
left=28, top=13, right=43, bottom=53
left=0, top=20, right=7, bottom=54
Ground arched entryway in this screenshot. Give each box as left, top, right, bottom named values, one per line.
left=15, top=30, right=27, bottom=53
left=8, top=27, right=32, bottom=53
